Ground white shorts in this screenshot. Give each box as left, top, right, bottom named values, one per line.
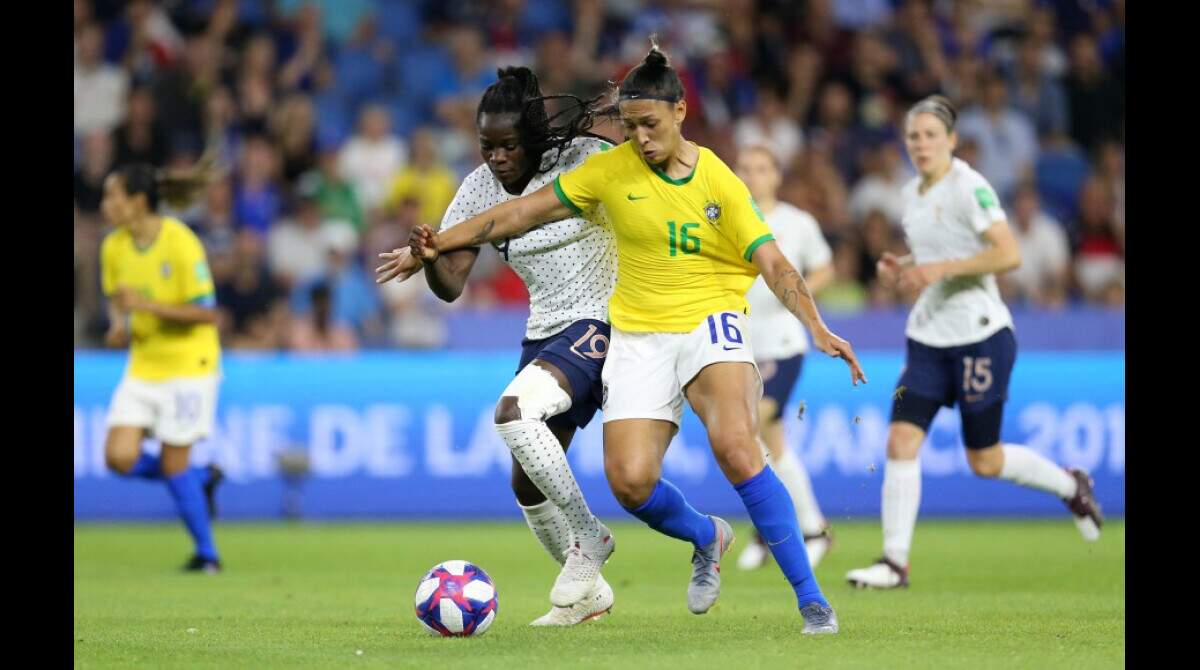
left=601, top=310, right=762, bottom=426
left=106, top=374, right=220, bottom=446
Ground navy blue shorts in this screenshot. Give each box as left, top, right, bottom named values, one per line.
left=758, top=354, right=805, bottom=421
left=892, top=328, right=1017, bottom=448
left=517, top=319, right=610, bottom=430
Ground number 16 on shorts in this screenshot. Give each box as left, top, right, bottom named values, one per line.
left=707, top=312, right=744, bottom=351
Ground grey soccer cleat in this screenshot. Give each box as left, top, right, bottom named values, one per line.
left=800, top=602, right=839, bottom=634
left=687, top=516, right=734, bottom=614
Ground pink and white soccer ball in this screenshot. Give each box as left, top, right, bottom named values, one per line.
left=413, top=560, right=498, bottom=637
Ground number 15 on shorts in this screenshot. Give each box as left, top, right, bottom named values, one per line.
left=707, top=312, right=744, bottom=350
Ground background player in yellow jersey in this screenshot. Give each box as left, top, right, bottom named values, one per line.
left=100, top=163, right=225, bottom=574
left=404, top=43, right=866, bottom=634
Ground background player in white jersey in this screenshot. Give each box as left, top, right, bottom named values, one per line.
left=376, top=67, right=618, bottom=625
left=846, top=96, right=1104, bottom=590
left=733, top=146, right=835, bottom=572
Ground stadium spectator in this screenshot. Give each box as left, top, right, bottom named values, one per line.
left=807, top=79, right=874, bottom=184
left=267, top=189, right=341, bottom=289
left=194, top=176, right=239, bottom=260
left=113, top=86, right=170, bottom=168
left=217, top=230, right=286, bottom=347
left=817, top=241, right=869, bottom=314
left=152, top=34, right=220, bottom=149
left=71, top=0, right=1128, bottom=348
left=1005, top=33, right=1069, bottom=138
left=271, top=93, right=319, bottom=184
left=287, top=280, right=359, bottom=351
left=289, top=224, right=384, bottom=342
left=298, top=143, right=365, bottom=234
left=1093, top=140, right=1125, bottom=228
left=1071, top=177, right=1124, bottom=303
left=74, top=131, right=115, bottom=215
left=1001, top=183, right=1070, bottom=308
left=75, top=22, right=129, bottom=137
left=956, top=69, right=1038, bottom=200
left=1065, top=32, right=1123, bottom=154
left=848, top=141, right=908, bottom=226
left=733, top=81, right=803, bottom=170
left=383, top=127, right=458, bottom=229
left=338, top=104, right=407, bottom=214
left=233, top=134, right=284, bottom=236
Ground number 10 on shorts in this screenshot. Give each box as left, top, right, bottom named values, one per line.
left=707, top=313, right=743, bottom=348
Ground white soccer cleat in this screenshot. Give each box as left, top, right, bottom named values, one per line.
left=846, top=557, right=909, bottom=589
left=530, top=575, right=614, bottom=626
left=550, top=521, right=615, bottom=607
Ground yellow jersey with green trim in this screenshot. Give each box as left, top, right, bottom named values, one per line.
left=100, top=217, right=221, bottom=381
left=553, top=141, right=774, bottom=332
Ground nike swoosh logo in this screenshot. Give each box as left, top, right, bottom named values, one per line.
left=766, top=534, right=792, bottom=547
left=627, top=194, right=648, bottom=201
left=723, top=346, right=741, bottom=351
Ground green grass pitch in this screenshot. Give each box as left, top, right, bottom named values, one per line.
left=74, top=519, right=1124, bottom=668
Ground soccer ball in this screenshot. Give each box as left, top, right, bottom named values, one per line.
left=414, top=560, right=498, bottom=637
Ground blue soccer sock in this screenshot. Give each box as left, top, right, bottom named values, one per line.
left=735, top=466, right=828, bottom=609
left=624, top=479, right=716, bottom=548
left=166, top=469, right=219, bottom=562
left=125, top=453, right=163, bottom=480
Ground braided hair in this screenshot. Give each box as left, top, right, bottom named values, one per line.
left=476, top=66, right=606, bottom=174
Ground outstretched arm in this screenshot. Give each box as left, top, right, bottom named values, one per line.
left=415, top=183, right=574, bottom=260
left=752, top=240, right=867, bottom=386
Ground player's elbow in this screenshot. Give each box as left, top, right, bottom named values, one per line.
left=1002, top=247, right=1021, bottom=272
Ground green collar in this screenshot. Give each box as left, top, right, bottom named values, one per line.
left=649, top=144, right=700, bottom=186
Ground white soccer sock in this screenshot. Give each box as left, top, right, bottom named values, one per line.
left=998, top=445, right=1077, bottom=498
left=767, top=440, right=826, bottom=536
left=496, top=419, right=603, bottom=540
left=882, top=458, right=922, bottom=567
left=520, top=499, right=571, bottom=566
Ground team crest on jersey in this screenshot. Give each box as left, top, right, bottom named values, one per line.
left=704, top=202, right=721, bottom=226
left=161, top=262, right=171, bottom=278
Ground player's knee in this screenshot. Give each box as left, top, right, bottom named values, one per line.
left=966, top=446, right=1004, bottom=478
left=494, top=396, right=523, bottom=424
left=160, top=449, right=190, bottom=477
left=105, top=449, right=135, bottom=475
left=104, top=438, right=137, bottom=474
left=496, top=365, right=572, bottom=424
left=606, top=464, right=656, bottom=509
left=709, top=427, right=761, bottom=483
left=886, top=425, right=923, bottom=460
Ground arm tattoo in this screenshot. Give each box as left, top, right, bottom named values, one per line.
left=467, top=219, right=496, bottom=246
left=771, top=269, right=811, bottom=315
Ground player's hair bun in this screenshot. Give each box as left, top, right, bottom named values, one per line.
left=643, top=47, right=669, bottom=70
left=496, top=66, right=540, bottom=97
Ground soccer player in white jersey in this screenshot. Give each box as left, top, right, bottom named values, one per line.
left=845, top=96, right=1104, bottom=589
left=376, top=67, right=618, bottom=626
left=733, top=146, right=836, bottom=572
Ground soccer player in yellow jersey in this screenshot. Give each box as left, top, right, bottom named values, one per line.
left=99, top=164, right=224, bottom=574
left=401, top=45, right=866, bottom=634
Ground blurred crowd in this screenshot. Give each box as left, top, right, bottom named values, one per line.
left=74, top=0, right=1125, bottom=351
